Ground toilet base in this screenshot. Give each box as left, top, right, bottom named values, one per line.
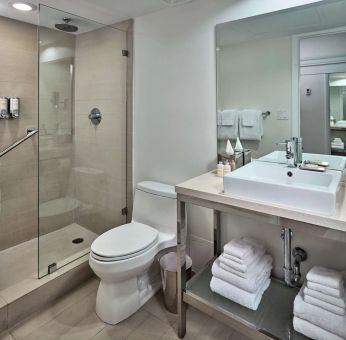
left=95, top=273, right=160, bottom=325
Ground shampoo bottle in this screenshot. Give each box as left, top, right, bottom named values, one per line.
left=217, top=161, right=224, bottom=177
left=223, top=161, right=231, bottom=176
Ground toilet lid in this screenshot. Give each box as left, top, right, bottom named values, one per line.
left=91, top=222, right=158, bottom=258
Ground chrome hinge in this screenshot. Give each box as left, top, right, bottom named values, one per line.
left=122, top=207, right=128, bottom=215
left=122, top=50, right=129, bottom=57
left=48, top=263, right=57, bottom=274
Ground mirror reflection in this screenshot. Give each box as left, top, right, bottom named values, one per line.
left=216, top=1, right=346, bottom=171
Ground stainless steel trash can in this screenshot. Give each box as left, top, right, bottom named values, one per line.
left=159, top=252, right=192, bottom=314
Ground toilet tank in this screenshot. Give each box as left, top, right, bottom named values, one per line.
left=132, top=181, right=177, bottom=235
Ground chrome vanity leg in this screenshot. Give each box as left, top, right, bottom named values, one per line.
left=177, top=198, right=186, bottom=338
left=214, top=210, right=221, bottom=256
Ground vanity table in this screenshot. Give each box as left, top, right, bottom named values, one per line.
left=175, top=171, right=346, bottom=339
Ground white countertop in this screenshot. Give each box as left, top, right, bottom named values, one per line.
left=176, top=170, right=346, bottom=233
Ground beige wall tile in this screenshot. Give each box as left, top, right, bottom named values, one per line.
left=0, top=17, right=38, bottom=250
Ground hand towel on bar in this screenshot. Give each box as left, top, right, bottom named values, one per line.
left=212, top=258, right=271, bottom=293
left=293, top=317, right=344, bottom=340
left=217, top=110, right=239, bottom=140
left=304, top=294, right=345, bottom=316
left=304, top=286, right=345, bottom=309
left=307, top=266, right=344, bottom=290
left=307, top=281, right=344, bottom=298
left=223, top=238, right=260, bottom=260
left=239, top=110, right=263, bottom=141
left=219, top=254, right=272, bottom=279
left=210, top=276, right=270, bottom=310
left=294, top=283, right=346, bottom=338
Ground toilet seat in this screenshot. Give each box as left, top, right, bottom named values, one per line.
left=91, top=222, right=159, bottom=262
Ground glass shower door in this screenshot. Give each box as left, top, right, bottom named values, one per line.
left=38, top=5, right=128, bottom=277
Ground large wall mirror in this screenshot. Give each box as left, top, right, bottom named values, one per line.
left=216, top=0, right=346, bottom=170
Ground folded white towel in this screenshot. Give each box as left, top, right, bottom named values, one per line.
left=307, top=266, right=344, bottom=290
left=219, top=253, right=259, bottom=274
left=224, top=237, right=264, bottom=260
left=294, top=283, right=346, bottom=338
left=219, top=252, right=271, bottom=275
left=304, top=294, right=345, bottom=316
left=307, top=280, right=344, bottom=298
left=212, top=258, right=271, bottom=293
left=239, top=110, right=263, bottom=141
left=293, top=317, right=343, bottom=340
left=210, top=276, right=270, bottom=310
left=223, top=239, right=255, bottom=259
left=304, top=286, right=345, bottom=309
left=223, top=246, right=265, bottom=267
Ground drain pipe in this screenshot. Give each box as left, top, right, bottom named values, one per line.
left=281, top=227, right=307, bottom=287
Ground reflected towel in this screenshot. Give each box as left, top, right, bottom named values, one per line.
left=294, top=283, right=346, bottom=338
left=210, top=276, right=270, bottom=311
left=239, top=110, right=263, bottom=141
left=212, top=258, right=271, bottom=293
left=304, top=286, right=345, bottom=309
left=293, top=317, right=343, bottom=340
left=307, top=266, right=344, bottom=290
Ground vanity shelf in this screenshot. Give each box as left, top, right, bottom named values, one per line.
left=176, top=171, right=346, bottom=339
left=185, top=261, right=307, bottom=340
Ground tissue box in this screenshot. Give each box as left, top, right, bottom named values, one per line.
left=218, top=152, right=246, bottom=168
left=243, top=150, right=252, bottom=165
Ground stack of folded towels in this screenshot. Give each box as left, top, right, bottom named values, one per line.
left=293, top=266, right=346, bottom=340
left=210, top=237, right=272, bottom=310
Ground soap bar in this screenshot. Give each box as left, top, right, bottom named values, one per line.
left=304, top=160, right=329, bottom=167
left=300, top=164, right=326, bottom=172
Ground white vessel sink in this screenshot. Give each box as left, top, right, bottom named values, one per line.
left=258, top=151, right=346, bottom=171
left=223, top=161, right=342, bottom=214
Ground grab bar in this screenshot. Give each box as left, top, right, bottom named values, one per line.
left=0, top=128, right=38, bottom=158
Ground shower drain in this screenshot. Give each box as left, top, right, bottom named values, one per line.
left=72, top=237, right=84, bottom=244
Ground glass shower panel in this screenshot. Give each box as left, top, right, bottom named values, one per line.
left=38, top=5, right=128, bottom=277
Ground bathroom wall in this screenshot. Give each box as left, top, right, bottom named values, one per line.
left=218, top=37, right=292, bottom=158
left=133, top=0, right=332, bottom=272
left=0, top=17, right=38, bottom=251
left=73, top=26, right=128, bottom=235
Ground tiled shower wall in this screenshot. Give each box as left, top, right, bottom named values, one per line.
left=73, top=26, right=128, bottom=235
left=0, top=17, right=38, bottom=251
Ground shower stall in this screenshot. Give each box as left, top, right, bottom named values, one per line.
left=0, top=4, right=132, bottom=294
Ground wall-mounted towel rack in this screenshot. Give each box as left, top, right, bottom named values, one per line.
left=0, top=127, right=38, bottom=158
left=262, top=111, right=270, bottom=119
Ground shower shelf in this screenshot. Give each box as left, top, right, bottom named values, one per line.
left=185, top=261, right=308, bottom=340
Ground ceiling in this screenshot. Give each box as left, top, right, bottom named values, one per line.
left=0, top=0, right=195, bottom=27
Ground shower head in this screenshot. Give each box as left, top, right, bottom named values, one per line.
left=55, top=18, right=78, bottom=33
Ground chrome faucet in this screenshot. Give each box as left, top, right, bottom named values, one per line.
left=277, top=137, right=303, bottom=168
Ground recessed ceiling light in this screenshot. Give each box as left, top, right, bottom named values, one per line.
left=9, top=2, right=37, bottom=11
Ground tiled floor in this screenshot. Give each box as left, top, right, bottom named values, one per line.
left=0, top=223, right=96, bottom=291
left=0, top=277, right=272, bottom=340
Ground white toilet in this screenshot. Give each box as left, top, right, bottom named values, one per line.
left=89, top=181, right=177, bottom=325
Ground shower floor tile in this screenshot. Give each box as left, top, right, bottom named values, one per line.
left=0, top=224, right=97, bottom=292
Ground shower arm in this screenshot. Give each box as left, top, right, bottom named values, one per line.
left=0, top=128, right=38, bottom=158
